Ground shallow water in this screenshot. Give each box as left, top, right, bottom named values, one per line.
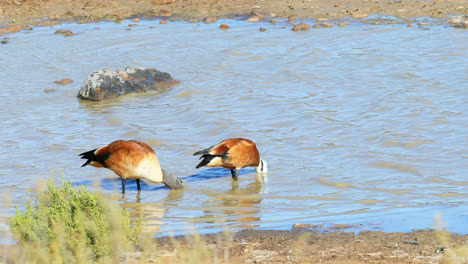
left=0, top=19, right=467, bottom=241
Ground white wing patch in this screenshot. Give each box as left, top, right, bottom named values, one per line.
left=207, top=156, right=223, bottom=167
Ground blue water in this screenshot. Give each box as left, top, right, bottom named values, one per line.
left=0, top=19, right=467, bottom=241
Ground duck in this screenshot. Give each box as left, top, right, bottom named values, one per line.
left=79, top=140, right=183, bottom=193
left=193, top=138, right=267, bottom=180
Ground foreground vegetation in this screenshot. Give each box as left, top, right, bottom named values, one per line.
left=9, top=178, right=143, bottom=263
left=3, top=178, right=468, bottom=263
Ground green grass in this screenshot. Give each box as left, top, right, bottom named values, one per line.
left=9, top=177, right=143, bottom=263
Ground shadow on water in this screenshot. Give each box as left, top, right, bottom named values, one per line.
left=196, top=174, right=267, bottom=228
left=71, top=168, right=257, bottom=192
left=71, top=178, right=170, bottom=192
left=180, top=167, right=256, bottom=182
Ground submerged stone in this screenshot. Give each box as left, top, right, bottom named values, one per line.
left=77, top=67, right=179, bottom=101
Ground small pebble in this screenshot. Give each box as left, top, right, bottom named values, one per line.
left=435, top=247, right=445, bottom=253
left=287, top=15, right=297, bottom=23
left=203, top=16, right=218, bottom=24
left=54, top=78, right=74, bottom=85
left=292, top=22, right=310, bottom=31
left=403, top=240, right=419, bottom=245
left=55, top=29, right=74, bottom=36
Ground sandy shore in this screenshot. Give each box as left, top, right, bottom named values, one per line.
left=0, top=0, right=467, bottom=33
left=156, top=228, right=468, bottom=263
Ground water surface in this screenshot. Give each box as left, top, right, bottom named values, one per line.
left=0, top=19, right=467, bottom=240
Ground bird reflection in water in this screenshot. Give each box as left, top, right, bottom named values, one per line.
left=120, top=187, right=184, bottom=234
left=206, top=174, right=267, bottom=228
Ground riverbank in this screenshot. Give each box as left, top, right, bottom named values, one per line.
left=3, top=227, right=467, bottom=263
left=1, top=0, right=467, bottom=34
left=155, top=228, right=468, bottom=263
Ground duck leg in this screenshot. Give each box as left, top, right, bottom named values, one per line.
left=231, top=169, right=239, bottom=181
left=136, top=179, right=141, bottom=191
left=122, top=178, right=126, bottom=194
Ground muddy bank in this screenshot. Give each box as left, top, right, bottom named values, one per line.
left=156, top=228, right=468, bottom=263
left=1, top=0, right=467, bottom=33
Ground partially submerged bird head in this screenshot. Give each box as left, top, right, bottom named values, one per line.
left=256, top=159, right=268, bottom=174
left=162, top=170, right=184, bottom=189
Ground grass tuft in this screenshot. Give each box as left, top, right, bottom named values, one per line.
left=9, top=177, right=143, bottom=262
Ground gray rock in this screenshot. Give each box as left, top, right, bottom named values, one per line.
left=77, top=67, right=179, bottom=101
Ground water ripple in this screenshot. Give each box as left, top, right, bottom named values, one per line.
left=0, top=20, right=467, bottom=240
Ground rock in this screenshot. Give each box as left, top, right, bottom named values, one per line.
left=293, top=223, right=322, bottom=229
left=77, top=67, right=179, bottom=101
left=220, top=24, right=229, bottom=30
left=132, top=18, right=140, bottom=23
left=292, top=22, right=310, bottom=31
left=450, top=16, right=465, bottom=24
left=54, top=78, right=73, bottom=85
left=287, top=15, right=297, bottom=23
left=152, top=0, right=174, bottom=5
left=321, top=22, right=333, bottom=28
left=293, top=223, right=308, bottom=229
left=330, top=224, right=354, bottom=229
left=55, top=29, right=74, bottom=36
left=160, top=20, right=168, bottom=24
left=157, top=10, right=171, bottom=17
left=203, top=16, right=218, bottom=24
left=449, top=16, right=468, bottom=28
left=246, top=13, right=264, bottom=22
left=403, top=240, right=419, bottom=245
left=0, top=26, right=21, bottom=34
left=313, top=24, right=321, bottom=29
left=246, top=15, right=259, bottom=22
left=269, top=19, right=278, bottom=25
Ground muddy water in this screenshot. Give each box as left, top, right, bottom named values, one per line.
left=0, top=19, right=467, bottom=240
